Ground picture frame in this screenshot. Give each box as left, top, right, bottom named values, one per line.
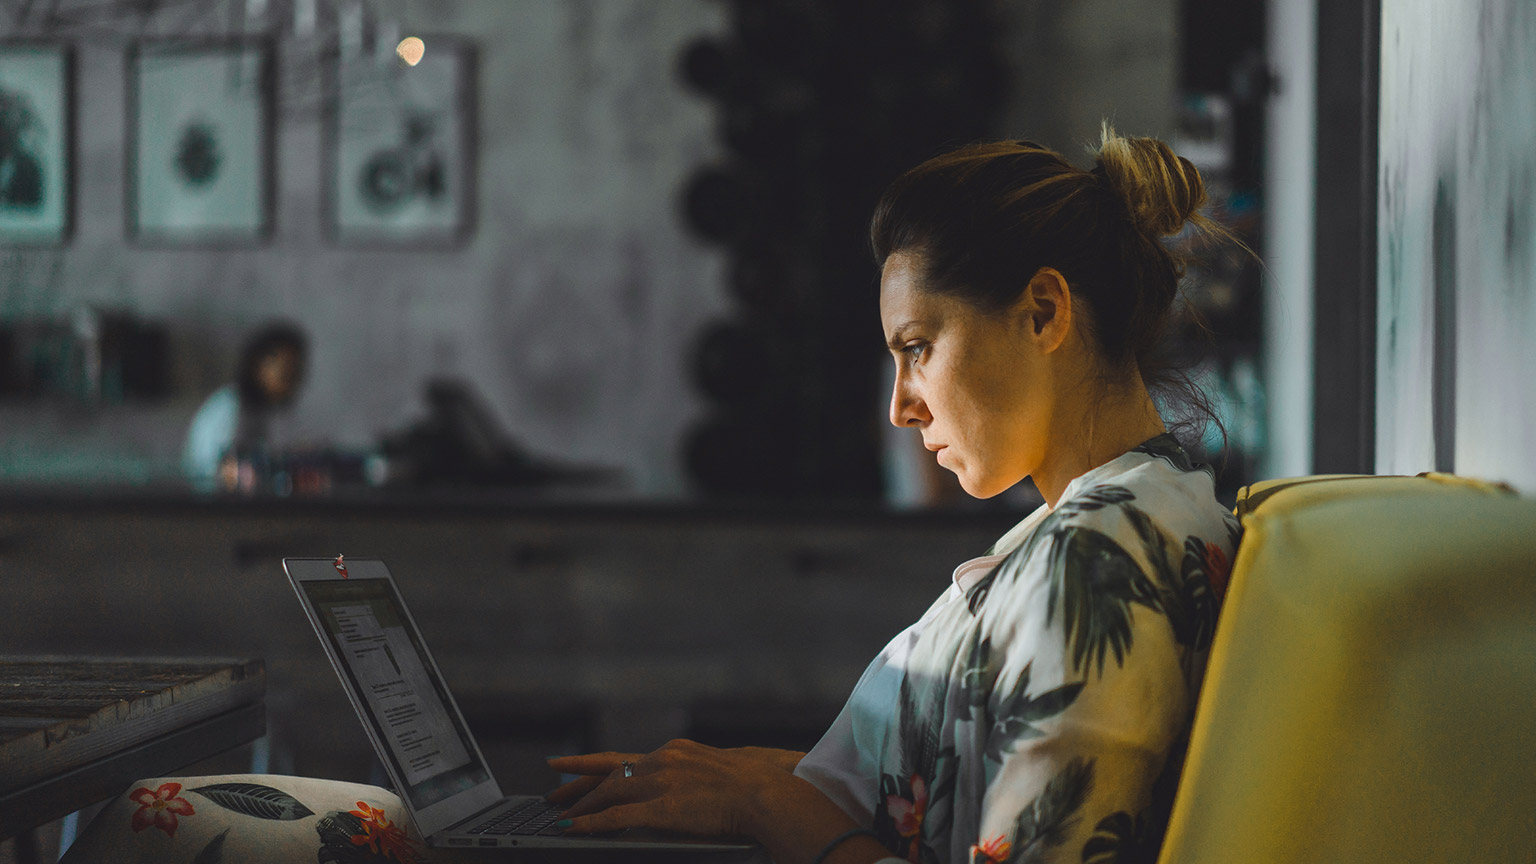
left=0, top=41, right=73, bottom=246
left=325, top=36, right=476, bottom=246
left=128, top=39, right=274, bottom=246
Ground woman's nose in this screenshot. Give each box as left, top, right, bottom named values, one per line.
left=890, top=377, right=930, bottom=428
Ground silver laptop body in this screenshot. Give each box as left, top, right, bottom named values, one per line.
left=284, top=556, right=755, bottom=852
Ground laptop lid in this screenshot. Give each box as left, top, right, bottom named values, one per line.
left=284, top=557, right=504, bottom=839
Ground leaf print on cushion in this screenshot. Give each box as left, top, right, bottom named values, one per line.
left=1080, top=809, right=1160, bottom=864
left=983, top=661, right=1085, bottom=763
left=316, top=806, right=423, bottom=864
left=1044, top=527, right=1162, bottom=677
left=1006, top=757, right=1095, bottom=864
left=350, top=802, right=423, bottom=863
left=189, top=782, right=315, bottom=821
left=192, top=828, right=229, bottom=864
left=129, top=782, right=195, bottom=837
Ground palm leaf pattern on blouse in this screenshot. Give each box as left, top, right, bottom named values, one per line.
left=898, top=664, right=946, bottom=789
left=1172, top=536, right=1221, bottom=653
left=1120, top=500, right=1224, bottom=676
left=1131, top=433, right=1201, bottom=474
left=960, top=634, right=999, bottom=721
left=1044, top=526, right=1162, bottom=677
left=1005, top=757, right=1096, bottom=864
left=983, top=660, right=1086, bottom=763
left=873, top=659, right=954, bottom=860
left=1080, top=809, right=1161, bottom=864
left=969, top=485, right=1139, bottom=617
left=961, top=636, right=1086, bottom=761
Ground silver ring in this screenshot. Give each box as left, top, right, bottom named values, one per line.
left=621, top=760, right=634, bottom=778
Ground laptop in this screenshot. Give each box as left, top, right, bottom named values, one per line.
left=284, top=556, right=756, bottom=852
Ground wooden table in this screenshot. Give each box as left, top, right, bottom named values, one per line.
left=0, top=657, right=266, bottom=841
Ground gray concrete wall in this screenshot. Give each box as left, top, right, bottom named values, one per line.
left=0, top=1, right=728, bottom=495
left=993, top=0, right=1179, bottom=154
left=0, top=0, right=1183, bottom=494
left=1377, top=0, right=1536, bottom=492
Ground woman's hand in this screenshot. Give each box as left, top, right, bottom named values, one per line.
left=545, top=740, right=800, bottom=838
left=548, top=743, right=883, bottom=864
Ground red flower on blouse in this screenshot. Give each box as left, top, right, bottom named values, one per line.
left=1204, top=540, right=1231, bottom=601
left=886, top=773, right=929, bottom=861
left=348, top=801, right=423, bottom=863
left=971, top=834, right=1013, bottom=864
left=129, top=782, right=195, bottom=837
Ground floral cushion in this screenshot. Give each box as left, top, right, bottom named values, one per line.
left=61, top=774, right=448, bottom=864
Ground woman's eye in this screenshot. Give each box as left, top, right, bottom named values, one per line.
left=902, top=343, right=928, bottom=362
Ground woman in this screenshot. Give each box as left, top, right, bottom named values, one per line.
left=182, top=322, right=309, bottom=489
left=546, top=127, right=1240, bottom=864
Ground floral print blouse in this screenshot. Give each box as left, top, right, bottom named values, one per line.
left=795, top=435, right=1239, bottom=864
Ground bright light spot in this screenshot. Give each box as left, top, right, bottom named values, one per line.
left=396, top=37, right=425, bottom=66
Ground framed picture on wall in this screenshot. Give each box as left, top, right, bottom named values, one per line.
left=326, top=37, right=476, bottom=246
left=0, top=41, right=72, bottom=245
left=128, top=40, right=273, bottom=245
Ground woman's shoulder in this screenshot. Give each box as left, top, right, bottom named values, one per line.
left=1061, top=435, right=1232, bottom=534
left=989, top=435, right=1235, bottom=579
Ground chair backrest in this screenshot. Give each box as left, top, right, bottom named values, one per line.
left=1157, top=473, right=1536, bottom=863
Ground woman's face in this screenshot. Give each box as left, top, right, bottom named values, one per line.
left=255, top=346, right=303, bottom=405
left=880, top=252, right=1054, bottom=499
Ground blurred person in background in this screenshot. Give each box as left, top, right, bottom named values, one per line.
left=182, top=321, right=308, bottom=489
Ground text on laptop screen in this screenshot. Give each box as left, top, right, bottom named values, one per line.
left=301, top=577, right=491, bottom=810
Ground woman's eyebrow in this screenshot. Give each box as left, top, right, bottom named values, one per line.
left=885, top=321, right=921, bottom=350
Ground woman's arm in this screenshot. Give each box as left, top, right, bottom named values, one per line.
left=547, top=740, right=891, bottom=864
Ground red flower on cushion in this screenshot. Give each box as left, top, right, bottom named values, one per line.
left=348, top=800, right=423, bottom=863
left=970, top=834, right=1012, bottom=863
left=129, top=782, right=195, bottom=837
left=1204, top=541, right=1231, bottom=601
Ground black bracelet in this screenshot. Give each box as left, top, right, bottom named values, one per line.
left=811, top=828, right=880, bottom=864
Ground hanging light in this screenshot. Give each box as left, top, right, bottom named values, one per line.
left=395, top=36, right=424, bottom=66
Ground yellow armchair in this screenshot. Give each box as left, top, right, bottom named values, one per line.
left=1158, top=474, right=1536, bottom=863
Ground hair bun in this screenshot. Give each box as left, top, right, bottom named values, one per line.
left=1092, top=122, right=1206, bottom=237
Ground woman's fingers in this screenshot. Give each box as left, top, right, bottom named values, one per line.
left=546, top=752, right=639, bottom=775
left=544, top=774, right=603, bottom=804
left=559, top=770, right=661, bottom=820
left=561, top=801, right=666, bottom=835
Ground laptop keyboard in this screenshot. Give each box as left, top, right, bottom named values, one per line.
left=467, top=798, right=568, bottom=837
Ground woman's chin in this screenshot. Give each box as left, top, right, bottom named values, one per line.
left=957, top=474, right=1006, bottom=500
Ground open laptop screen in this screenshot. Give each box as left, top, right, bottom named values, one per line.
left=299, top=576, right=491, bottom=810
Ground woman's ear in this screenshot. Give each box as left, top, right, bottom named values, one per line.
left=1012, top=267, right=1073, bottom=353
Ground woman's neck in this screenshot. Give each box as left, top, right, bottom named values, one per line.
left=1033, top=370, right=1167, bottom=509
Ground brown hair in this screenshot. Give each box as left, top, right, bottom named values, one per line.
left=870, top=123, right=1228, bottom=447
